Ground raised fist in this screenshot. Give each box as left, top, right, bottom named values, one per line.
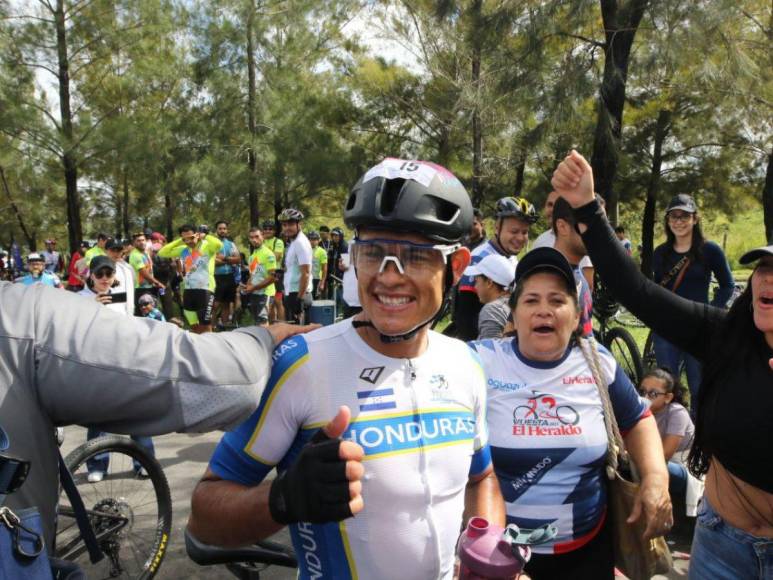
left=551, top=150, right=595, bottom=208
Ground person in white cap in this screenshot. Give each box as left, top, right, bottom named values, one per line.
left=465, top=253, right=516, bottom=339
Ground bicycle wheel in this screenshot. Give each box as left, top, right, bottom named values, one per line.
left=642, top=330, right=657, bottom=371
left=55, top=435, right=172, bottom=579
left=604, top=327, right=644, bottom=385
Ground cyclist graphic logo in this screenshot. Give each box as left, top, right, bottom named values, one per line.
left=512, top=391, right=582, bottom=437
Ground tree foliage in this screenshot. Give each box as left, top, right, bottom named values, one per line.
left=0, top=0, right=769, bottom=258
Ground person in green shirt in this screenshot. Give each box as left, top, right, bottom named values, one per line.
left=262, top=220, right=285, bottom=323
left=240, top=227, right=277, bottom=326
left=308, top=230, right=328, bottom=299
left=129, top=232, right=165, bottom=311
left=158, top=224, right=223, bottom=333
left=83, top=233, right=109, bottom=265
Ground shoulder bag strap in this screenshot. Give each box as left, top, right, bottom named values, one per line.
left=578, top=338, right=628, bottom=479
left=659, top=255, right=689, bottom=289
left=58, top=452, right=103, bottom=563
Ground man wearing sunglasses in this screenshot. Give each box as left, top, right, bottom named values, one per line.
left=189, top=158, right=505, bottom=580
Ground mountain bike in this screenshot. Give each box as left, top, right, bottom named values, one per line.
left=185, top=528, right=297, bottom=579
left=592, top=278, right=644, bottom=385
left=55, top=435, right=172, bottom=579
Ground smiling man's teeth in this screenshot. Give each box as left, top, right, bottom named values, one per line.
left=378, top=295, right=411, bottom=305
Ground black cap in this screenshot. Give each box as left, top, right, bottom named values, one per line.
left=89, top=255, right=116, bottom=272
left=666, top=194, right=697, bottom=214
left=515, top=247, right=576, bottom=294
left=105, top=238, right=124, bottom=251
left=740, top=244, right=773, bottom=265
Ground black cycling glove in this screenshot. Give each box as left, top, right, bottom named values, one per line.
left=268, top=431, right=353, bottom=524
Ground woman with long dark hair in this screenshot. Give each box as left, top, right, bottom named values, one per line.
left=554, top=151, right=773, bottom=580
left=652, top=194, right=734, bottom=406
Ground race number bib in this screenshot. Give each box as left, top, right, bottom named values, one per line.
left=363, top=158, right=442, bottom=188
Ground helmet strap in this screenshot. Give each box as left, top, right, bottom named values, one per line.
left=351, top=261, right=455, bottom=343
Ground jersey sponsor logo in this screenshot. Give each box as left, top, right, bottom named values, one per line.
left=512, top=392, right=582, bottom=435
left=345, top=410, right=475, bottom=459
left=510, top=456, right=553, bottom=493
left=488, top=377, right=527, bottom=392
left=357, top=388, right=397, bottom=412
left=562, top=375, right=594, bottom=385
left=272, top=339, right=300, bottom=362
left=359, top=366, right=384, bottom=384
left=429, top=374, right=456, bottom=403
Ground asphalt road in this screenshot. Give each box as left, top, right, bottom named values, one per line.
left=62, top=426, right=690, bottom=579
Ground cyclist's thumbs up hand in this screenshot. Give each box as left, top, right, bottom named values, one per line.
left=551, top=150, right=595, bottom=208
left=769, top=357, right=773, bottom=371
left=269, top=406, right=364, bottom=525
left=318, top=405, right=365, bottom=516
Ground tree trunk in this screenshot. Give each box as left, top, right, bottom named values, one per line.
left=470, top=0, right=483, bottom=207
left=590, top=0, right=649, bottom=223
left=164, top=185, right=174, bottom=241
left=246, top=1, right=259, bottom=227
left=273, top=163, right=285, bottom=223
left=0, top=166, right=36, bottom=249
left=114, top=174, right=122, bottom=236
left=640, top=109, right=671, bottom=278
left=763, top=148, right=773, bottom=244
left=513, top=146, right=527, bottom=197
left=55, top=0, right=83, bottom=252
left=122, top=169, right=130, bottom=237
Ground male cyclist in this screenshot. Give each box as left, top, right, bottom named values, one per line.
left=452, top=196, right=538, bottom=341
left=279, top=208, right=313, bottom=324
left=15, top=253, right=62, bottom=288
left=188, top=158, right=504, bottom=580
left=262, top=219, right=285, bottom=323
left=158, top=224, right=223, bottom=333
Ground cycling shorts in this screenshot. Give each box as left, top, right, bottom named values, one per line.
left=214, top=273, right=237, bottom=302
left=182, top=289, right=214, bottom=326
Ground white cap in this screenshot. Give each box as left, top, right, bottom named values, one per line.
left=464, top=254, right=516, bottom=288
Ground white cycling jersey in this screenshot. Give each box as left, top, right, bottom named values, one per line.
left=210, top=319, right=492, bottom=580
left=469, top=338, right=648, bottom=554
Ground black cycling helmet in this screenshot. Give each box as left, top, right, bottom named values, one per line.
left=344, top=159, right=473, bottom=244
left=261, top=219, right=275, bottom=230
left=307, top=230, right=320, bottom=240
left=331, top=227, right=343, bottom=236
left=346, top=159, right=473, bottom=343
left=278, top=208, right=304, bottom=222
left=494, top=196, right=538, bottom=224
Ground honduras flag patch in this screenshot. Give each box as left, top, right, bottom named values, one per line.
left=357, top=388, right=397, bottom=412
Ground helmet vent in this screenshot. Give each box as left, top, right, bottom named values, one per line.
left=345, top=191, right=357, bottom=211
left=421, top=194, right=459, bottom=223
left=379, top=178, right=405, bottom=216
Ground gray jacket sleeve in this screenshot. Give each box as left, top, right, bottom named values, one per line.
left=19, top=283, right=274, bottom=435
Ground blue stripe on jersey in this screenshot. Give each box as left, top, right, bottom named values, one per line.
left=208, top=336, right=310, bottom=484
left=344, top=410, right=475, bottom=460
left=469, top=444, right=492, bottom=477
left=491, top=446, right=575, bottom=503
left=289, top=521, right=356, bottom=580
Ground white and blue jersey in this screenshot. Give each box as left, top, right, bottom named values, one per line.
left=15, top=272, right=60, bottom=287
left=458, top=240, right=517, bottom=294
left=210, top=319, right=492, bottom=580
left=469, top=338, right=649, bottom=554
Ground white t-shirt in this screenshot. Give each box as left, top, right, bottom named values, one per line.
left=285, top=231, right=313, bottom=294
left=342, top=241, right=361, bottom=307
left=531, top=229, right=593, bottom=270
left=210, top=320, right=491, bottom=580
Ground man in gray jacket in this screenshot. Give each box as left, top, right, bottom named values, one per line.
left=0, top=280, right=310, bottom=548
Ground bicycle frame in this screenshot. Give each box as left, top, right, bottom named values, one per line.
left=55, top=506, right=129, bottom=561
